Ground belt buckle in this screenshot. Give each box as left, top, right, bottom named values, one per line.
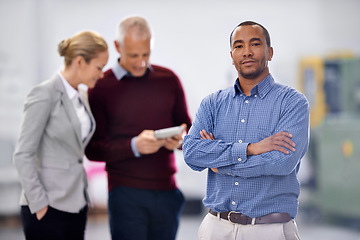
left=227, top=211, right=241, bottom=223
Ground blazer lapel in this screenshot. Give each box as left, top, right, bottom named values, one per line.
left=54, top=75, right=83, bottom=148
left=78, top=85, right=96, bottom=147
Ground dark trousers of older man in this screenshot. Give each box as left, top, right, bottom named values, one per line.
left=108, top=186, right=185, bottom=240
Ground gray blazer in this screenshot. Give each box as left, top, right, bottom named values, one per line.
left=13, top=73, right=96, bottom=214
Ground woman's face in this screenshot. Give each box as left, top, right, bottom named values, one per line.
left=79, top=50, right=109, bottom=88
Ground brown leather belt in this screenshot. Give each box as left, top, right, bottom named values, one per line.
left=209, top=209, right=291, bottom=225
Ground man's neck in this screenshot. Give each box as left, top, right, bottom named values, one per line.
left=238, top=70, right=270, bottom=96
left=238, top=79, right=257, bottom=96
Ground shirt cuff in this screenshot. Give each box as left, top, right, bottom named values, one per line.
left=131, top=137, right=141, bottom=158
left=217, top=142, right=249, bottom=176
left=231, top=142, right=248, bottom=164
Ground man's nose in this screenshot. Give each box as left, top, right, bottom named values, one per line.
left=136, top=58, right=146, bottom=68
left=243, top=46, right=253, bottom=58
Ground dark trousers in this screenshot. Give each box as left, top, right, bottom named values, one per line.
left=108, top=186, right=185, bottom=240
left=21, top=205, right=87, bottom=240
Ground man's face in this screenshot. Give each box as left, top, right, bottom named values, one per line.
left=230, top=25, right=273, bottom=81
left=115, top=33, right=151, bottom=77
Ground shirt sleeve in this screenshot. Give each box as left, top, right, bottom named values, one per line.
left=218, top=91, right=310, bottom=178
left=131, top=137, right=141, bottom=157
left=13, top=85, right=52, bottom=213
left=183, top=94, right=249, bottom=171
left=85, top=86, right=135, bottom=163
left=172, top=73, right=192, bottom=130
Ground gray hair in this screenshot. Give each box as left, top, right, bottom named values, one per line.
left=115, top=16, right=152, bottom=46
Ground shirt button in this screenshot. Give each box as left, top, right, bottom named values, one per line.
left=238, top=158, right=242, bottom=162
left=241, top=119, right=245, bottom=123
left=232, top=201, right=236, bottom=205
left=235, top=182, right=239, bottom=186
left=227, top=173, right=231, bottom=175
left=238, top=139, right=242, bottom=143
left=255, top=95, right=258, bottom=97
left=245, top=100, right=249, bottom=104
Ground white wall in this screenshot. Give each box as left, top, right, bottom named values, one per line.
left=1, top=0, right=360, bottom=134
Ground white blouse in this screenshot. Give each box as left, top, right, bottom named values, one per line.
left=58, top=72, right=91, bottom=141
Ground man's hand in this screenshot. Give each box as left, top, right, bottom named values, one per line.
left=36, top=206, right=48, bottom=220
left=200, top=129, right=214, bottom=140
left=136, top=130, right=165, bottom=154
left=164, top=123, right=187, bottom=151
left=247, top=131, right=295, bottom=156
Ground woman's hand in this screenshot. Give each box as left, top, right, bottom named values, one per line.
left=36, top=206, right=48, bottom=220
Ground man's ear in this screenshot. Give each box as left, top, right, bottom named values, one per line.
left=230, top=51, right=234, bottom=65
left=268, top=47, right=274, bottom=61
left=114, top=40, right=121, bottom=54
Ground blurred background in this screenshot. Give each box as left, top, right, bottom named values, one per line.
left=1, top=0, right=360, bottom=239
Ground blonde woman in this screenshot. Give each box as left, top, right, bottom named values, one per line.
left=13, top=30, right=108, bottom=240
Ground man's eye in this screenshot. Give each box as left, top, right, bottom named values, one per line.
left=97, top=67, right=102, bottom=71
left=235, top=45, right=243, bottom=48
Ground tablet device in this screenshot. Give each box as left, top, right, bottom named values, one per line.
left=154, top=126, right=184, bottom=139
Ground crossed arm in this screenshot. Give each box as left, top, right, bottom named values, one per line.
left=183, top=91, right=309, bottom=178
left=199, top=129, right=296, bottom=173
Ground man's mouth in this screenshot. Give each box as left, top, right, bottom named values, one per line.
left=241, top=59, right=256, bottom=65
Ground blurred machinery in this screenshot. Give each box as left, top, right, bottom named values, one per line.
left=298, top=53, right=360, bottom=221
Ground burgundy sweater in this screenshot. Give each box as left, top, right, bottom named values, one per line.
left=85, top=65, right=192, bottom=191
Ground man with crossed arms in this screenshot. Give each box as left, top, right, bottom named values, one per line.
left=183, top=21, right=309, bottom=240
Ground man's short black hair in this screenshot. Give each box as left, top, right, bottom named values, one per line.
left=230, top=21, right=271, bottom=48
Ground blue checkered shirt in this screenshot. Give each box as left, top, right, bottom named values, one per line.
left=183, top=74, right=310, bottom=218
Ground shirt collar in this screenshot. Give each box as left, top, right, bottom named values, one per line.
left=112, top=58, right=152, bottom=81
left=58, top=71, right=78, bottom=100
left=257, top=74, right=275, bottom=98
left=232, top=74, right=274, bottom=98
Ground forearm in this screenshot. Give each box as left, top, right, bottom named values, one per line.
left=183, top=134, right=248, bottom=170
left=13, top=86, right=51, bottom=213
left=85, top=137, right=134, bottom=162
left=218, top=148, right=302, bottom=178
left=219, top=125, right=309, bottom=177
left=14, top=151, right=49, bottom=213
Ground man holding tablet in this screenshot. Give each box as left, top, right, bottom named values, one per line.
left=85, top=16, right=191, bottom=240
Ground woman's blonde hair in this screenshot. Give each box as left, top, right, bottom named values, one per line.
left=58, top=30, right=108, bottom=66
